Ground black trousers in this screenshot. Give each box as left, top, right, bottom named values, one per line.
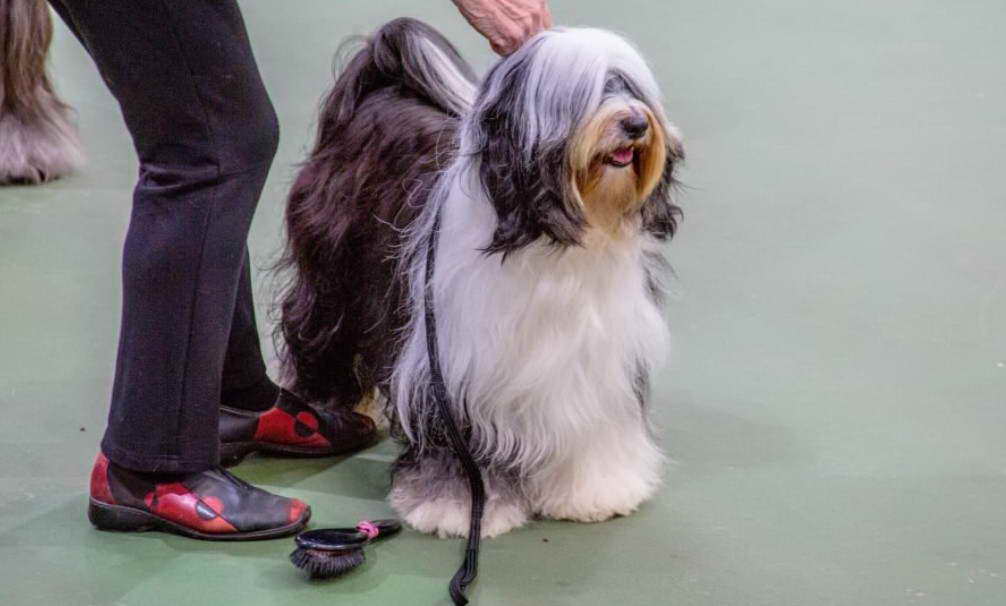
left=50, top=0, right=278, bottom=472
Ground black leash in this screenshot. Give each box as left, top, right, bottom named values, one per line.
left=424, top=207, right=486, bottom=605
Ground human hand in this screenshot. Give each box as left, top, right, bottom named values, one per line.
left=452, top=0, right=552, bottom=55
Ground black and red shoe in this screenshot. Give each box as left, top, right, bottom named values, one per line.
left=88, top=453, right=310, bottom=540
left=219, top=389, right=377, bottom=466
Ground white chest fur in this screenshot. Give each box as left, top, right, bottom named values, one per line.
left=426, top=177, right=670, bottom=473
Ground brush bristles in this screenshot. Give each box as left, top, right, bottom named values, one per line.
left=290, top=547, right=366, bottom=579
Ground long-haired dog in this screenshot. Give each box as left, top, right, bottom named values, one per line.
left=0, top=0, right=83, bottom=184
left=279, top=18, right=683, bottom=538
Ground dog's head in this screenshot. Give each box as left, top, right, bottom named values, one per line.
left=464, top=28, right=683, bottom=255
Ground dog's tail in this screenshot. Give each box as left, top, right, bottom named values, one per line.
left=1, top=0, right=54, bottom=111
left=313, top=17, right=476, bottom=149
left=368, top=16, right=477, bottom=114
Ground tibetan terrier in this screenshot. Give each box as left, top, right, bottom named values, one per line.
left=0, top=0, right=83, bottom=184
left=278, top=18, right=684, bottom=538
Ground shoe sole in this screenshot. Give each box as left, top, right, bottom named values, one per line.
left=88, top=498, right=310, bottom=541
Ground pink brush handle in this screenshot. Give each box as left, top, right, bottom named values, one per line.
left=356, top=520, right=380, bottom=540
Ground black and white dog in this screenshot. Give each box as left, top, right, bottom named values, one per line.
left=278, top=18, right=683, bottom=538
left=0, top=0, right=83, bottom=184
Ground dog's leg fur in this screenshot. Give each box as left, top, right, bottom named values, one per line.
left=0, top=0, right=84, bottom=185
left=529, top=417, right=664, bottom=523
left=390, top=448, right=530, bottom=538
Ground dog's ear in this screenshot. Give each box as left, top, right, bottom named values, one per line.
left=640, top=129, right=684, bottom=241
left=475, top=61, right=586, bottom=257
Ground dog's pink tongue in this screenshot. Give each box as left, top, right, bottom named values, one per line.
left=610, top=147, right=634, bottom=164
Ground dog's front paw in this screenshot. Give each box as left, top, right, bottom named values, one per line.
left=394, top=491, right=535, bottom=539
left=391, top=482, right=530, bottom=539
left=533, top=440, right=664, bottom=523
left=394, top=491, right=471, bottom=538
left=479, top=496, right=530, bottom=538
left=389, top=453, right=530, bottom=538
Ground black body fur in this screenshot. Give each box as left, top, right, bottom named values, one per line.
left=276, top=18, right=470, bottom=416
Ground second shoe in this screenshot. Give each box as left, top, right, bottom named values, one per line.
left=219, top=389, right=377, bottom=466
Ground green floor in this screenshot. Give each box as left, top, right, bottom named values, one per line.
left=2, top=1, right=1005, bottom=604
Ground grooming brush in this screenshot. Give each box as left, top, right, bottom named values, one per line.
left=289, top=518, right=401, bottom=579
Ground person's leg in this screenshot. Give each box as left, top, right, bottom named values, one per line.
left=48, top=8, right=269, bottom=422
left=50, top=0, right=278, bottom=473
left=219, top=252, right=279, bottom=413
left=52, top=0, right=312, bottom=539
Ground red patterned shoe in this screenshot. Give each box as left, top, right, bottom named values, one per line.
left=219, top=389, right=376, bottom=466
left=88, top=453, right=310, bottom=540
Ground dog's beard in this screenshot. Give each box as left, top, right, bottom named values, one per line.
left=571, top=102, right=669, bottom=235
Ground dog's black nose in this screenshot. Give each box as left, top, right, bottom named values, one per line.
left=620, top=115, right=649, bottom=139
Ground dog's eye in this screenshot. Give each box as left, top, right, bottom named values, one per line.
left=603, top=75, right=628, bottom=95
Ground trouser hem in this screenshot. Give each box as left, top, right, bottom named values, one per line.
left=101, top=438, right=218, bottom=474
